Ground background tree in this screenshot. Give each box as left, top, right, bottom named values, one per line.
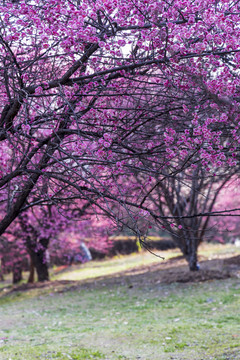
left=0, top=233, right=27, bottom=283
left=210, top=177, right=240, bottom=244
left=0, top=202, right=112, bottom=283
left=136, top=167, right=234, bottom=270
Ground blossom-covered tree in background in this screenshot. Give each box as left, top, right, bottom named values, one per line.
left=0, top=202, right=112, bottom=283
left=1, top=0, right=240, bottom=273
left=0, top=232, right=27, bottom=283
left=210, top=178, right=240, bottom=244
left=136, top=166, right=236, bottom=270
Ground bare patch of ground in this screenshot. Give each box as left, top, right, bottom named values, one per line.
left=93, top=253, right=240, bottom=288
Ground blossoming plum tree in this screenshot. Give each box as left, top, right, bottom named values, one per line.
left=134, top=164, right=236, bottom=270
left=1, top=0, right=240, bottom=272
left=209, top=178, right=240, bottom=243
left=0, top=202, right=112, bottom=283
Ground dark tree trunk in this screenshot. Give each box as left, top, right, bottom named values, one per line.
left=186, top=250, right=199, bottom=271
left=30, top=249, right=49, bottom=282
left=173, top=233, right=200, bottom=271
left=26, top=237, right=50, bottom=282
left=0, top=259, right=4, bottom=281
left=184, top=239, right=200, bottom=271
left=12, top=262, right=23, bottom=283
left=27, top=255, right=35, bottom=283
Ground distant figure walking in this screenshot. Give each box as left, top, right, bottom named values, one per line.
left=73, top=242, right=92, bottom=263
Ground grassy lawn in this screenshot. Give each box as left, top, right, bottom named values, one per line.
left=0, top=244, right=240, bottom=360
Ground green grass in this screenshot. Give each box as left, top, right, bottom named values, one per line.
left=0, top=245, right=240, bottom=360
left=0, top=278, right=239, bottom=359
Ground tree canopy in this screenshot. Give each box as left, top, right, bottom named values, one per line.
left=1, top=0, right=240, bottom=275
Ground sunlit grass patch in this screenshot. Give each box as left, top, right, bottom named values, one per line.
left=52, top=249, right=181, bottom=281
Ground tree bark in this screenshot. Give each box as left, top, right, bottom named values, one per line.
left=12, top=262, right=23, bottom=283
left=186, top=250, right=199, bottom=271
left=26, top=237, right=50, bottom=282
left=29, top=249, right=49, bottom=282
left=0, top=259, right=4, bottom=281
left=172, top=233, right=200, bottom=271
left=27, top=255, right=35, bottom=283
left=184, top=239, right=200, bottom=271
